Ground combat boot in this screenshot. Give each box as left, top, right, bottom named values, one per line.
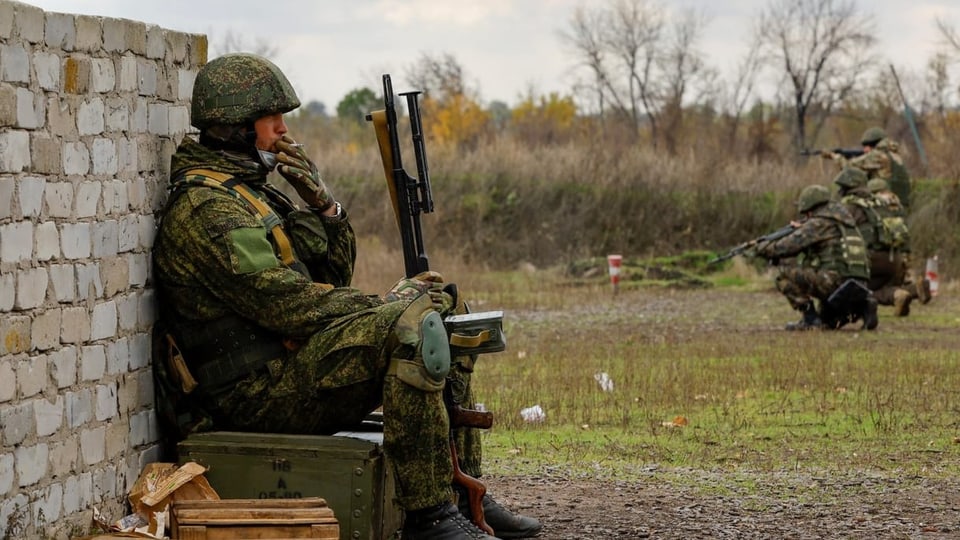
left=862, top=297, right=879, bottom=330
left=402, top=502, right=501, bottom=540
left=455, top=486, right=542, bottom=539
left=916, top=278, right=932, bottom=305
left=893, top=288, right=912, bottom=317
left=785, top=302, right=822, bottom=331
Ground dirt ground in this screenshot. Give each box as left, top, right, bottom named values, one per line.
left=477, top=284, right=960, bottom=540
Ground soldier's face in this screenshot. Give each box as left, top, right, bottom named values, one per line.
left=253, top=113, right=288, bottom=152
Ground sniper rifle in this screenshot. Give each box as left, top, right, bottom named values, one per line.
left=708, top=223, right=798, bottom=265
left=367, top=74, right=501, bottom=535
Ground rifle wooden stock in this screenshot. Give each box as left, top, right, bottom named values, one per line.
left=369, top=74, right=493, bottom=532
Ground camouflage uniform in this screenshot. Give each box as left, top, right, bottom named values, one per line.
left=754, top=200, right=869, bottom=315
left=839, top=137, right=911, bottom=209
left=153, top=58, right=485, bottom=514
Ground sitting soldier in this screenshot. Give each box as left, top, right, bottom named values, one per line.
left=752, top=184, right=876, bottom=331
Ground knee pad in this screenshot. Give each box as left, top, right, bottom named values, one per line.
left=389, top=294, right=450, bottom=392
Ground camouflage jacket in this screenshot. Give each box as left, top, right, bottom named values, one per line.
left=838, top=188, right=879, bottom=248
left=154, top=136, right=384, bottom=341
left=842, top=139, right=911, bottom=208
left=754, top=202, right=869, bottom=279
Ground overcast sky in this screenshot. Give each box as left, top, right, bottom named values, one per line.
left=22, top=0, right=960, bottom=110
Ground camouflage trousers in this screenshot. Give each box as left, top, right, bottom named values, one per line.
left=868, top=251, right=908, bottom=305
left=209, top=299, right=483, bottom=512
left=774, top=266, right=845, bottom=310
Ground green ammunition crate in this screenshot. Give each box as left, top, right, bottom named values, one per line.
left=177, top=431, right=401, bottom=540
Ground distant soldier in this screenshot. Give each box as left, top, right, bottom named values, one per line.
left=753, top=184, right=876, bottom=331
left=835, top=168, right=918, bottom=316
left=827, top=126, right=912, bottom=210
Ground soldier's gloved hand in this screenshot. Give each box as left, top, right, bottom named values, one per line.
left=383, top=270, right=447, bottom=310
left=275, top=135, right=335, bottom=211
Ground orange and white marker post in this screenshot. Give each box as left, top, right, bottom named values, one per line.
left=607, top=254, right=623, bottom=296
left=926, top=256, right=939, bottom=297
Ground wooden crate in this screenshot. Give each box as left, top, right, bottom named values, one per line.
left=171, top=497, right=339, bottom=539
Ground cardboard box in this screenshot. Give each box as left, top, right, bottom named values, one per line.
left=171, top=497, right=338, bottom=539
left=178, top=432, right=401, bottom=540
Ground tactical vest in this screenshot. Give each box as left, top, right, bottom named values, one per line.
left=803, top=215, right=870, bottom=280
left=841, top=194, right=908, bottom=253
left=159, top=169, right=308, bottom=397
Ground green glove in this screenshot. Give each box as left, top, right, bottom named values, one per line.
left=275, top=135, right=335, bottom=210
left=384, top=271, right=449, bottom=311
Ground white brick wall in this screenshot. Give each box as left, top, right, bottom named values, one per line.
left=0, top=2, right=206, bottom=536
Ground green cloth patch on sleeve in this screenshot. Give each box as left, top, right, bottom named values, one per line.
left=227, top=227, right=280, bottom=274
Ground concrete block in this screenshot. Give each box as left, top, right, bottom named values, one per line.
left=138, top=214, right=156, bottom=248
left=137, top=290, right=156, bottom=329
left=127, top=252, right=148, bottom=288
left=118, top=214, right=138, bottom=252
left=16, top=87, right=43, bottom=129
left=0, top=272, right=13, bottom=312
left=2, top=401, right=35, bottom=446
left=75, top=180, right=101, bottom=217
left=101, top=256, right=127, bottom=297
left=0, top=221, right=32, bottom=263
left=1, top=43, right=30, bottom=83
left=117, top=137, right=137, bottom=176
left=0, top=2, right=11, bottom=39
left=78, top=262, right=107, bottom=302
left=15, top=267, right=48, bottom=310
left=49, top=345, right=77, bottom=388
left=0, top=494, right=30, bottom=540
left=34, top=394, right=64, bottom=437
left=0, top=83, right=14, bottom=126
left=129, top=410, right=152, bottom=446
left=44, top=181, right=73, bottom=218
left=62, top=140, right=90, bottom=176
left=137, top=59, right=157, bottom=97
left=15, top=443, right=49, bottom=487
left=63, top=55, right=91, bottom=95
left=125, top=176, right=146, bottom=211
left=169, top=105, right=190, bottom=135
left=60, top=306, right=90, bottom=344
left=16, top=355, right=47, bottom=398
left=77, top=97, right=105, bottom=136
left=18, top=176, right=44, bottom=218
left=33, top=51, right=61, bottom=91
left=61, top=475, right=81, bottom=515
left=31, top=482, right=63, bottom=527
left=29, top=135, right=60, bottom=175
left=80, top=426, right=106, bottom=466
left=77, top=471, right=93, bottom=509
left=0, top=130, right=30, bottom=172
left=44, top=11, right=76, bottom=50
left=75, top=15, right=102, bottom=52
left=90, top=58, right=116, bottom=93
left=0, top=360, right=14, bottom=402
left=31, top=308, right=61, bottom=351
left=90, top=301, right=117, bottom=341
left=0, top=177, right=11, bottom=218
left=81, top=344, right=106, bottom=381
left=91, top=137, right=118, bottom=175
left=0, top=453, right=12, bottom=496
left=146, top=25, right=165, bottom=60
left=34, top=221, right=59, bottom=262
left=102, top=181, right=128, bottom=215
left=129, top=333, right=151, bottom=373
left=105, top=97, right=129, bottom=132
left=177, top=68, right=197, bottom=101
left=96, top=382, right=119, bottom=421
left=106, top=336, right=129, bottom=374
left=117, top=370, right=138, bottom=413
left=48, top=440, right=79, bottom=482
left=65, top=388, right=92, bottom=428
left=46, top=96, right=76, bottom=137
left=93, top=220, right=119, bottom=258
left=49, top=264, right=75, bottom=303
left=106, top=420, right=128, bottom=459
left=0, top=315, right=30, bottom=355
left=60, top=222, right=91, bottom=259
left=13, top=1, right=44, bottom=43
left=147, top=103, right=168, bottom=135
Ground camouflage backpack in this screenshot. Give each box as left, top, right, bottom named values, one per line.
left=845, top=195, right=909, bottom=251
left=883, top=150, right=911, bottom=209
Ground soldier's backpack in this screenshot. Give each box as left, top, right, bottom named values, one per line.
left=884, top=150, right=911, bottom=209
left=843, top=195, right=909, bottom=252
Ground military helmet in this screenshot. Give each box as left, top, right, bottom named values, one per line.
left=867, top=178, right=889, bottom=193
left=191, top=53, right=301, bottom=129
left=833, top=167, right=868, bottom=189
left=797, top=184, right=831, bottom=213
left=860, top=126, right=886, bottom=146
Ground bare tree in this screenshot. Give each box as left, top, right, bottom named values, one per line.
left=208, top=29, right=278, bottom=59
left=720, top=33, right=764, bottom=149
left=403, top=52, right=470, bottom=104
left=755, top=0, right=877, bottom=151
left=559, top=0, right=711, bottom=151
left=935, top=17, right=960, bottom=55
